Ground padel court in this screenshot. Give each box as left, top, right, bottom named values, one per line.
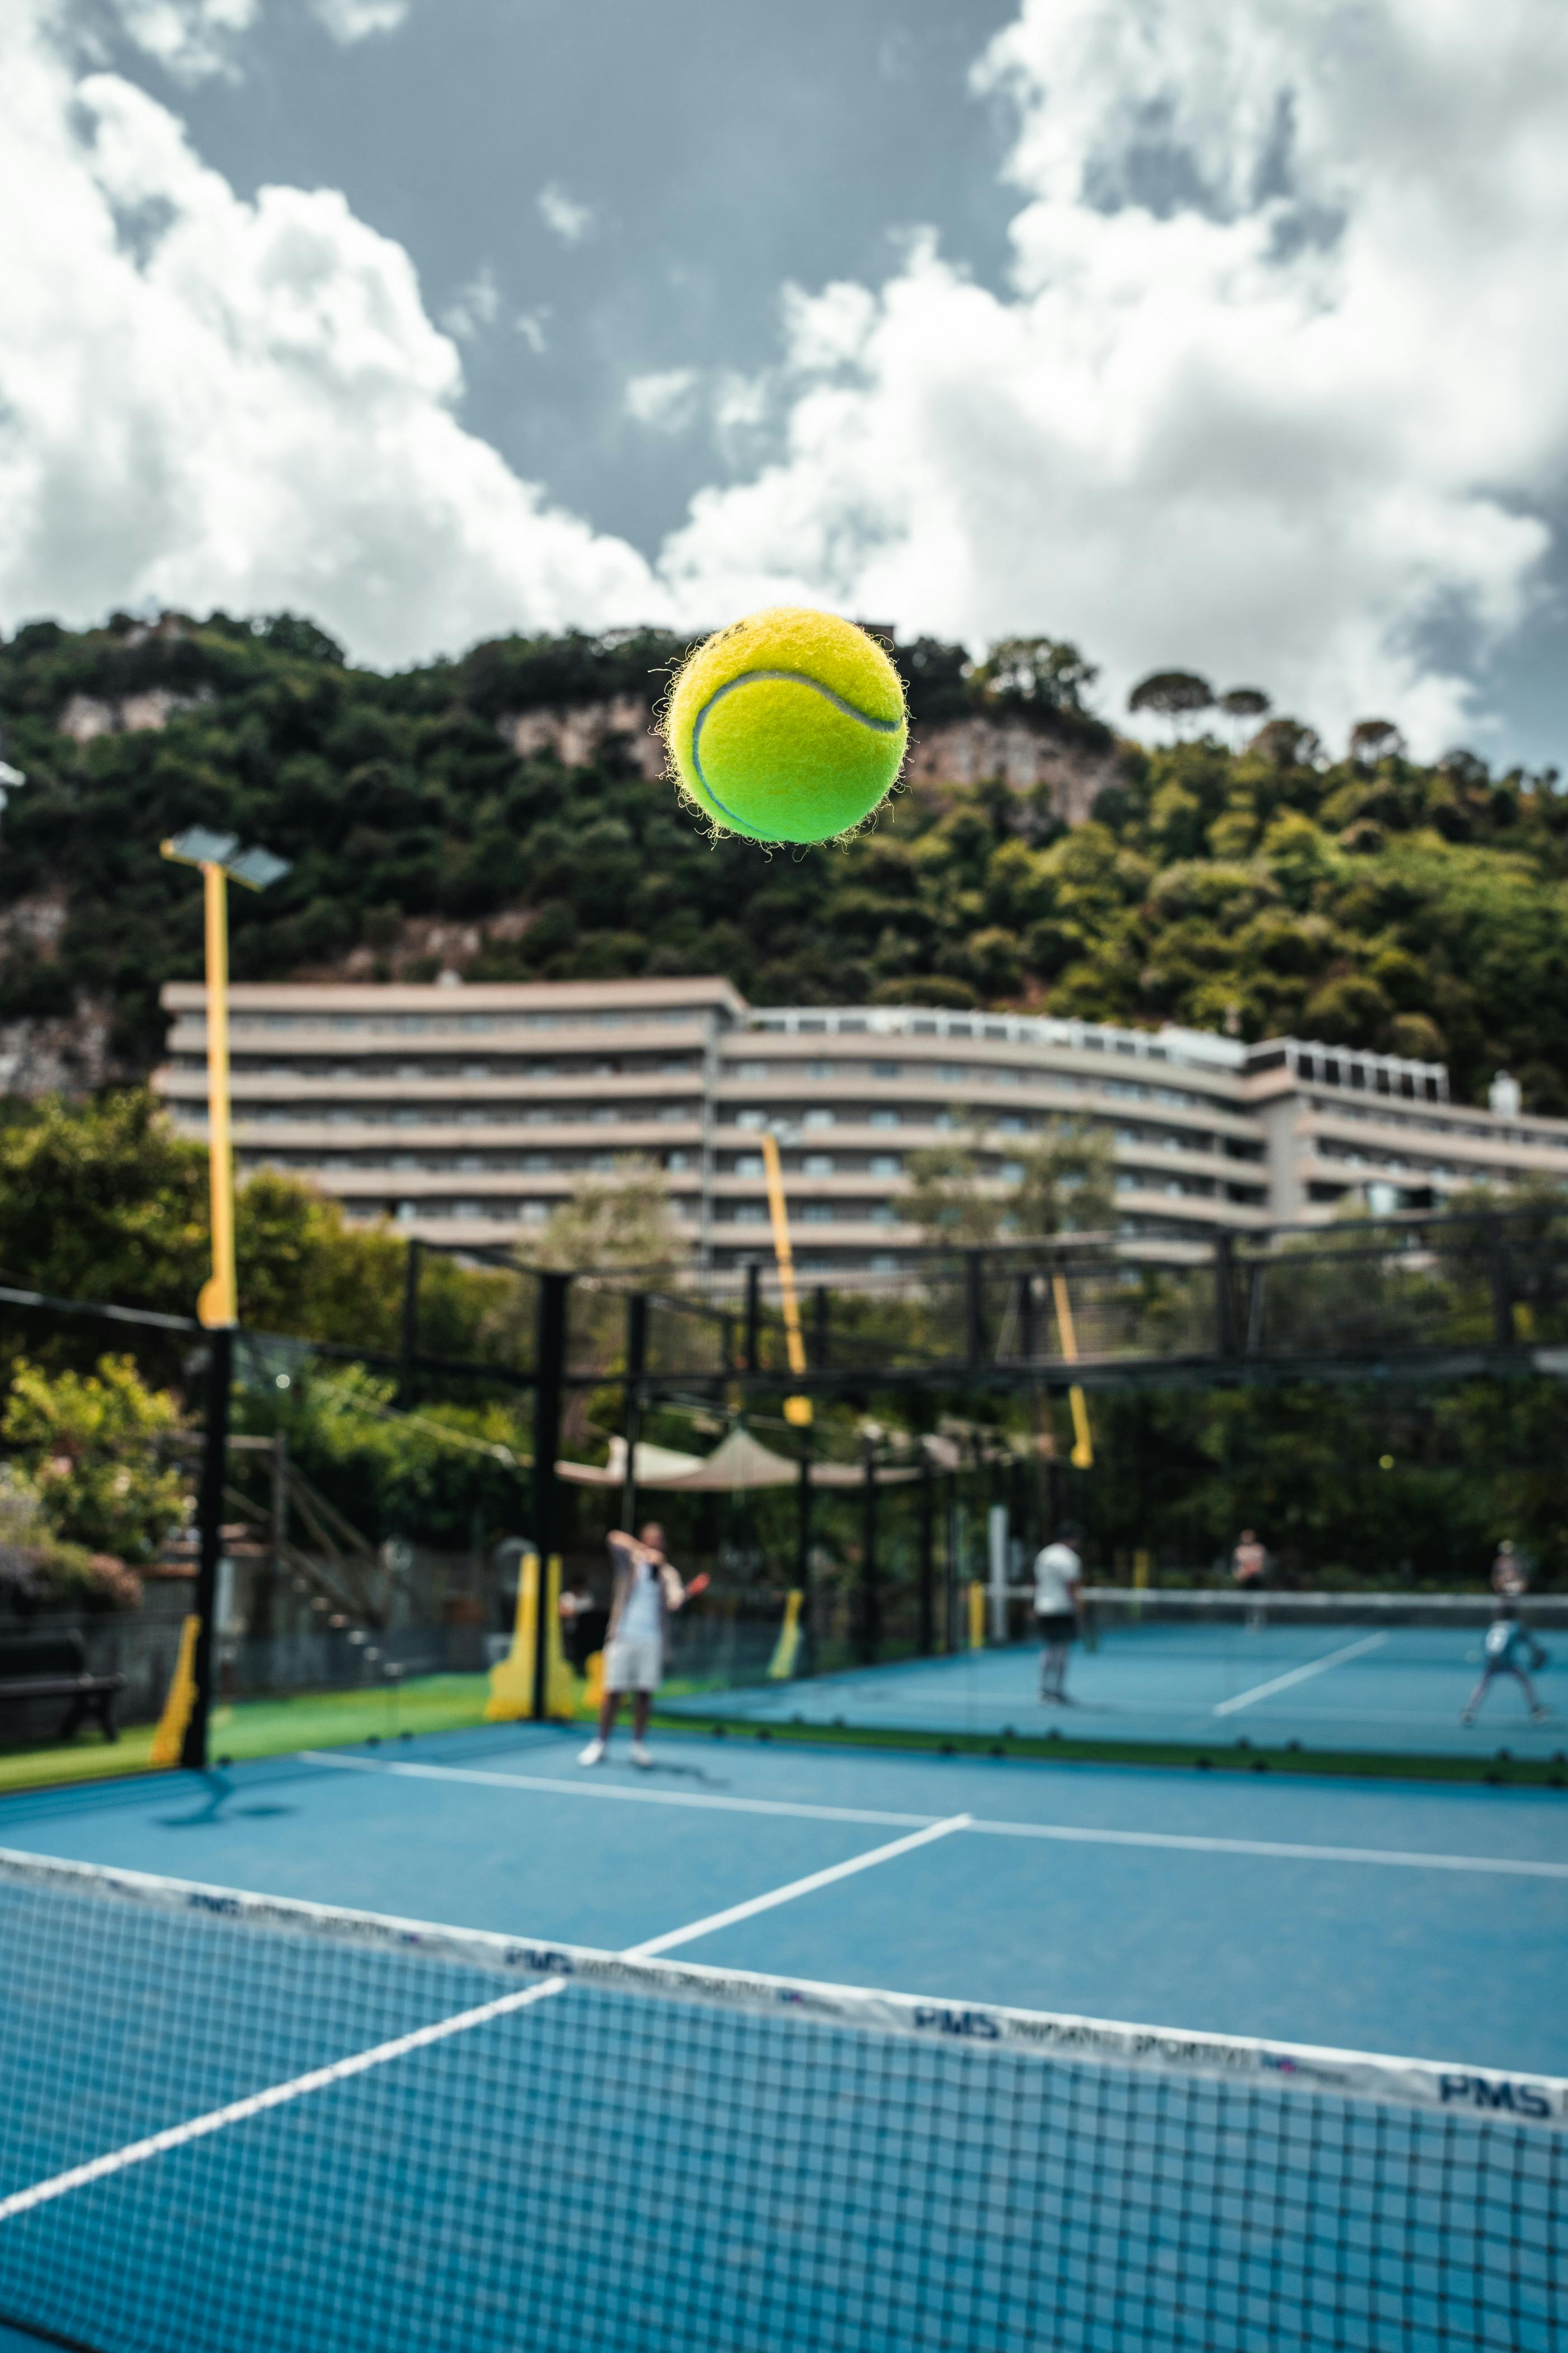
left=666, top=1618, right=1568, bottom=1759
left=2, top=1725, right=1565, bottom=2352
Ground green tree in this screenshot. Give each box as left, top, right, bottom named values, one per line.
left=524, top=1157, right=688, bottom=1280
left=906, top=1120, right=1113, bottom=1246
left=3, top=1353, right=186, bottom=1561
left=974, top=637, right=1099, bottom=717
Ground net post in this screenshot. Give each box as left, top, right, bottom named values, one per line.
left=620, top=1291, right=647, bottom=1533
left=812, top=1283, right=830, bottom=1369
left=531, top=1271, right=570, bottom=1722
left=182, top=1321, right=233, bottom=1771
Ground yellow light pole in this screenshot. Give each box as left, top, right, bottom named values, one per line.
left=759, top=1126, right=812, bottom=1428
left=160, top=829, right=291, bottom=1325
left=1050, top=1270, right=1095, bottom=1468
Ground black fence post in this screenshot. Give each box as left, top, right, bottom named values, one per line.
left=531, top=1271, right=570, bottom=1721
left=858, top=1439, right=880, bottom=1665
left=1487, top=1218, right=1517, bottom=1348
left=182, top=1322, right=233, bottom=1771
left=795, top=1444, right=814, bottom=1675
left=620, top=1291, right=647, bottom=1534
left=1213, top=1232, right=1237, bottom=1358
left=743, top=1258, right=761, bottom=1374
left=917, top=1448, right=935, bottom=1656
left=398, top=1237, right=422, bottom=1408
left=1018, top=1274, right=1035, bottom=1365
left=812, top=1284, right=830, bottom=1370
left=966, top=1251, right=986, bottom=1368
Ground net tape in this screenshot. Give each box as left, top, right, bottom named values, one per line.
left=3, top=1844, right=1562, bottom=2132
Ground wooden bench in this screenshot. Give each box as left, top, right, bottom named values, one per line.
left=0, top=1631, right=126, bottom=1743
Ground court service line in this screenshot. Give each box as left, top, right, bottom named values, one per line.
left=623, top=1815, right=972, bottom=1959
left=0, top=1817, right=964, bottom=2228
left=1212, top=1633, right=1390, bottom=1716
left=303, top=1750, right=934, bottom=1830
left=965, top=1821, right=1568, bottom=1878
left=300, top=1750, right=1568, bottom=1880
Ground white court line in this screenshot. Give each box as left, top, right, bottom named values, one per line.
left=301, top=1749, right=1568, bottom=1880
left=303, top=1751, right=931, bottom=1831
left=623, top=1815, right=971, bottom=1959
left=966, top=1820, right=1568, bottom=1878
left=0, top=1813, right=962, bottom=2225
left=1212, top=1633, right=1390, bottom=1716
left=0, top=1976, right=569, bottom=2224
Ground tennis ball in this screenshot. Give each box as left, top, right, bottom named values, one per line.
left=664, top=607, right=908, bottom=843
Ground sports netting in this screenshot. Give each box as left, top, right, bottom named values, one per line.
left=1, top=1847, right=1562, bottom=2353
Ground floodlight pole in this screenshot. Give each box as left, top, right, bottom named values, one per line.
left=201, top=861, right=238, bottom=1328
left=159, top=826, right=290, bottom=1772
left=760, top=1128, right=811, bottom=1429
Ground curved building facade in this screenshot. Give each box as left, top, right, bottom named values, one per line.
left=155, top=978, right=1567, bottom=1269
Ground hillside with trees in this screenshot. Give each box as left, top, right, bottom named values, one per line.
left=1, top=612, right=1565, bottom=1108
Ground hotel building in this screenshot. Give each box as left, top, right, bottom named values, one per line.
left=156, top=979, right=1568, bottom=1272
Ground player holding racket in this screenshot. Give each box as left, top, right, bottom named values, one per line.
left=579, top=1523, right=708, bottom=1768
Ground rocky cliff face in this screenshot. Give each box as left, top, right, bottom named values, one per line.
left=495, top=696, right=1121, bottom=821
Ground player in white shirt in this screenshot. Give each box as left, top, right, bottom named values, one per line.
left=1034, top=1525, right=1083, bottom=1703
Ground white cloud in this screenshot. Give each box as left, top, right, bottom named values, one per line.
left=8, top=0, right=1567, bottom=756
left=515, top=308, right=549, bottom=354
left=0, top=2, right=662, bottom=665
left=103, top=0, right=258, bottom=82
left=536, top=182, right=594, bottom=245
left=661, top=0, right=1568, bottom=755
left=441, top=262, right=500, bottom=341
left=624, top=368, right=700, bottom=433
left=308, top=0, right=408, bottom=39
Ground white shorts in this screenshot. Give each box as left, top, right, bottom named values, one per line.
left=603, top=1634, right=662, bottom=1693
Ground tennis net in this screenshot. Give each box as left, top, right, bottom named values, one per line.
left=1, top=1847, right=1562, bottom=2353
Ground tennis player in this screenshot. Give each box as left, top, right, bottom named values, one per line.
left=1033, top=1523, right=1083, bottom=1704
left=1462, top=1597, right=1550, bottom=1726
left=578, top=1522, right=706, bottom=1768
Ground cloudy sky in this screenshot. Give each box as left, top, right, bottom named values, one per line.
left=3, top=0, right=1566, bottom=765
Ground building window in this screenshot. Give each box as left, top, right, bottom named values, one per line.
left=869, top=1154, right=902, bottom=1177
left=736, top=1110, right=766, bottom=1130
left=803, top=1109, right=834, bottom=1129
left=869, top=1110, right=900, bottom=1130
left=522, top=1201, right=550, bottom=1223
left=803, top=1153, right=835, bottom=1176
left=872, top=1062, right=900, bottom=1079
left=734, top=1062, right=769, bottom=1079
left=801, top=1203, right=834, bottom=1223
left=733, top=1204, right=767, bottom=1224
left=870, top=1254, right=900, bottom=1275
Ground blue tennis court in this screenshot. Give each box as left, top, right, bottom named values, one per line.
left=2, top=1725, right=1565, bottom=2351
left=666, top=1619, right=1568, bottom=1758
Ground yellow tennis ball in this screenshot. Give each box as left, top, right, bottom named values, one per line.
left=664, top=607, right=908, bottom=843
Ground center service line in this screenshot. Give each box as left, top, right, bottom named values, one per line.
left=1212, top=1632, right=1390, bottom=1716
left=0, top=1817, right=968, bottom=2226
